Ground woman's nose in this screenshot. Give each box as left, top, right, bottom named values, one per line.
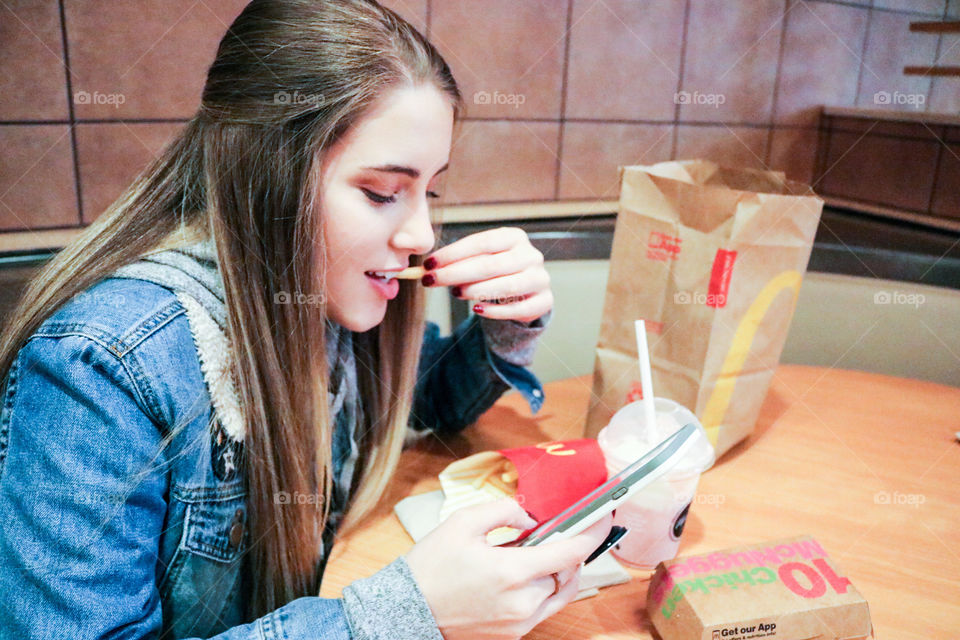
left=391, top=196, right=435, bottom=256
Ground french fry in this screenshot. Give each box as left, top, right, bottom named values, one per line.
left=472, top=465, right=497, bottom=489
left=497, top=460, right=518, bottom=484
left=393, top=265, right=427, bottom=280
left=473, top=460, right=518, bottom=490
left=485, top=474, right=514, bottom=495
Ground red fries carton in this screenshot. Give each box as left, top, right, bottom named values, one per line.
left=647, top=535, right=872, bottom=640
left=437, top=439, right=608, bottom=544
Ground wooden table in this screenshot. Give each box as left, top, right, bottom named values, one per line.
left=320, top=365, right=960, bottom=639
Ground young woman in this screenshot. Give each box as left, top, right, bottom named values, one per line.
left=0, top=1, right=612, bottom=639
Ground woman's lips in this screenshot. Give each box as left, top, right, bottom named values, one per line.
left=365, top=272, right=400, bottom=300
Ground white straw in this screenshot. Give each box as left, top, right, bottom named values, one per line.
left=634, top=320, right=657, bottom=431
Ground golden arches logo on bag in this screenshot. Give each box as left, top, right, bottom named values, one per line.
left=700, top=270, right=803, bottom=446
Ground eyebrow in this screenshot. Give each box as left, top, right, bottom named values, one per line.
left=361, top=162, right=449, bottom=179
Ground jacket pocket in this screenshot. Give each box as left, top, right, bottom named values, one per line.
left=160, top=484, right=248, bottom=638
left=183, top=491, right=248, bottom=562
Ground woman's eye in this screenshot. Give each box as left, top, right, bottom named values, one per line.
left=362, top=187, right=441, bottom=203
left=361, top=188, right=396, bottom=204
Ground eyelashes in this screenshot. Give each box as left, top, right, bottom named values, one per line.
left=361, top=187, right=442, bottom=205
left=361, top=188, right=394, bottom=204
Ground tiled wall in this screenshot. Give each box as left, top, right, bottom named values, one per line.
left=2, top=0, right=958, bottom=233
left=816, top=113, right=960, bottom=220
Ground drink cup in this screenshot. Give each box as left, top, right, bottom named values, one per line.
left=596, top=397, right=715, bottom=569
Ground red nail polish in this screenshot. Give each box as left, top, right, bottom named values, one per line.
left=423, top=257, right=437, bottom=270
left=473, top=304, right=484, bottom=314
left=421, top=273, right=435, bottom=286
left=451, top=285, right=462, bottom=297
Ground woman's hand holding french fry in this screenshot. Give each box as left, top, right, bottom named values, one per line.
left=419, top=227, right=553, bottom=324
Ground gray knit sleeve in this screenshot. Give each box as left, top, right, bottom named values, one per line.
left=479, top=308, right=553, bottom=367
left=341, top=556, right=444, bottom=640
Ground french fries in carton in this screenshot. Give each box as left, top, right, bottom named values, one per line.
left=437, top=439, right=608, bottom=545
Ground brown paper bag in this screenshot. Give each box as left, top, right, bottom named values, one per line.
left=584, top=160, right=823, bottom=457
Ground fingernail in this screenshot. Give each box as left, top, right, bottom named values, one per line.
left=421, top=273, right=436, bottom=286
left=450, top=285, right=462, bottom=297
left=423, top=257, right=437, bottom=270
left=585, top=526, right=628, bottom=565
left=473, top=304, right=484, bottom=314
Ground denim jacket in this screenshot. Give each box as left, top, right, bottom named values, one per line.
left=0, top=276, right=547, bottom=639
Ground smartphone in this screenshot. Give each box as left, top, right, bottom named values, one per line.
left=513, top=422, right=699, bottom=547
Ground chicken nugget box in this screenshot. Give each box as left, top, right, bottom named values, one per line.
left=646, top=536, right=872, bottom=640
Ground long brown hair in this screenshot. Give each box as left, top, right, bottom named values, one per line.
left=0, top=0, right=462, bottom=619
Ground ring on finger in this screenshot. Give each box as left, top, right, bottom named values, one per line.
left=550, top=572, right=561, bottom=597
left=476, top=292, right=531, bottom=306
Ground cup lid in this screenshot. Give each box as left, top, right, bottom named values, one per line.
left=601, top=399, right=715, bottom=475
